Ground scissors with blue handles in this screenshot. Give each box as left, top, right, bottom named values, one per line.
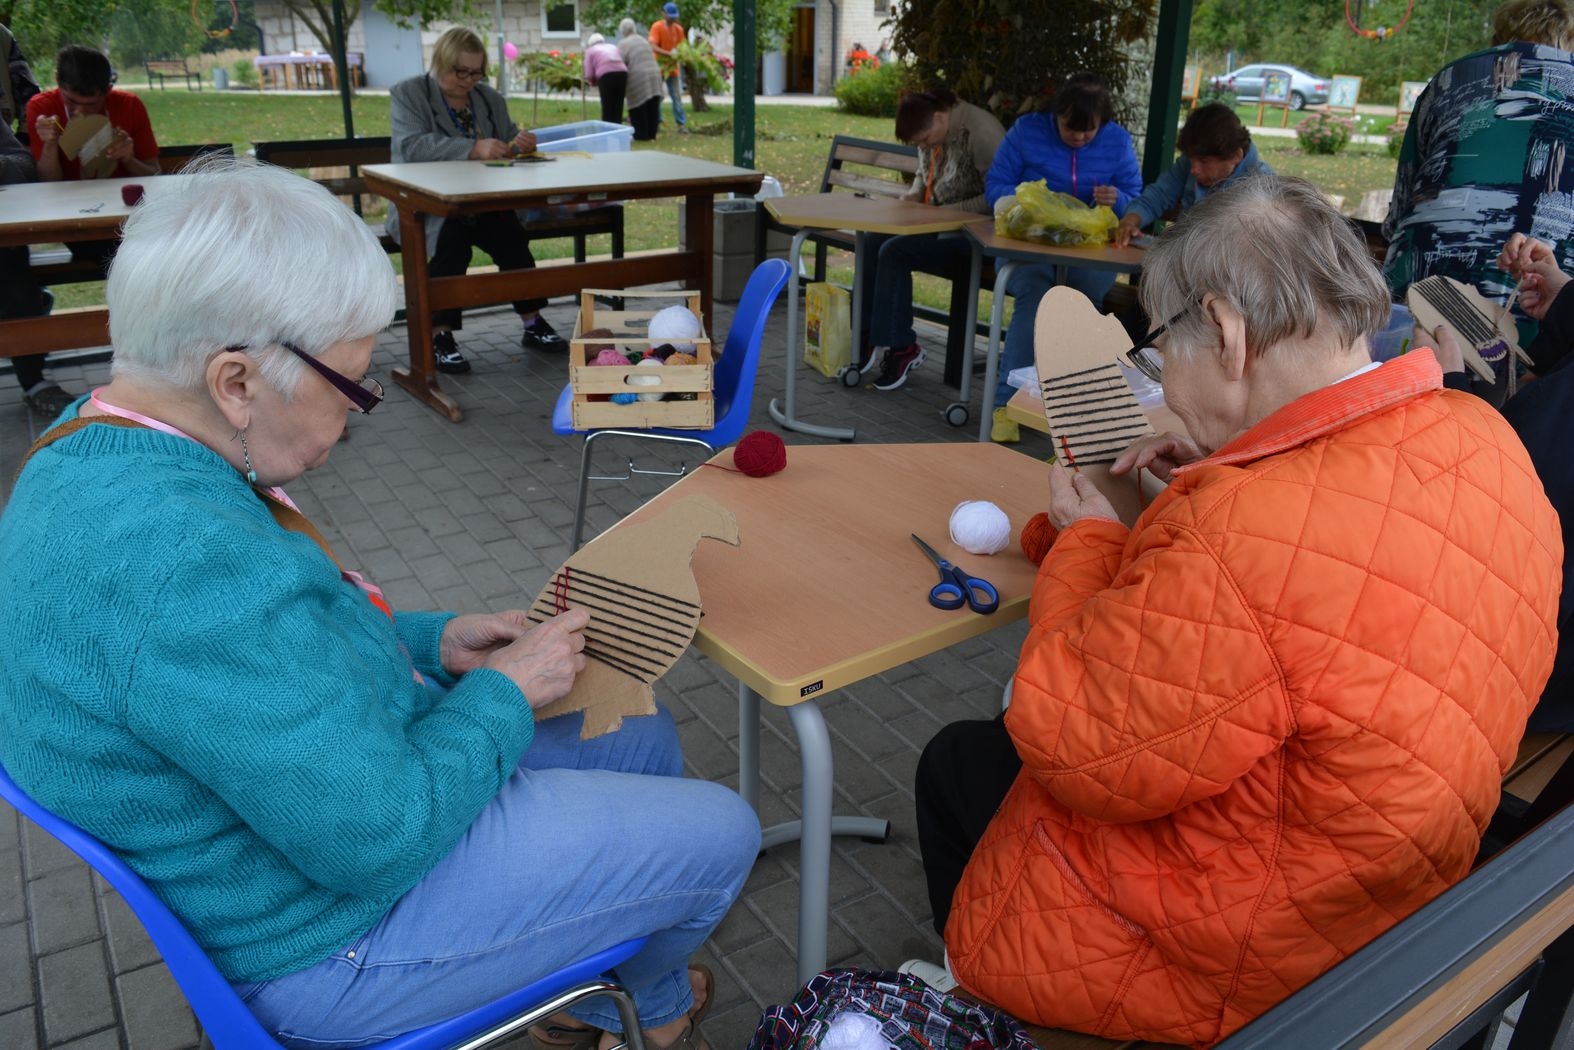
left=912, top=534, right=999, bottom=614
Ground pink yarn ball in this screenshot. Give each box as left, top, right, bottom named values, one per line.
left=593, top=348, right=628, bottom=366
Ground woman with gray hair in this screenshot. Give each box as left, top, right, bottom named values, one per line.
left=389, top=25, right=568, bottom=373
left=913, top=175, right=1562, bottom=1044
left=583, top=31, right=628, bottom=124
left=617, top=16, right=664, bottom=141
left=0, top=160, right=756, bottom=1050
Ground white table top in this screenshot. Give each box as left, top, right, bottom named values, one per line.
left=362, top=152, right=762, bottom=207
left=0, top=175, right=179, bottom=243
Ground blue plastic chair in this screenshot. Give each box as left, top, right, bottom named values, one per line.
left=552, top=258, right=792, bottom=549
left=0, top=762, right=648, bottom=1050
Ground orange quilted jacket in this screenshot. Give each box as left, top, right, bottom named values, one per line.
left=946, top=352, right=1563, bottom=1046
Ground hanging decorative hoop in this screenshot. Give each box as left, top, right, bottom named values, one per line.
left=1346, top=0, right=1414, bottom=40
left=194, top=0, right=241, bottom=39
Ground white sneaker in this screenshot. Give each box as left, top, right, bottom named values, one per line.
left=897, top=957, right=958, bottom=992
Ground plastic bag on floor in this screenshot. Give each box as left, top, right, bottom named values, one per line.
left=994, top=179, right=1117, bottom=247
left=745, top=968, right=1038, bottom=1050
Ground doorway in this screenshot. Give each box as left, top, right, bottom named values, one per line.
left=786, top=6, right=816, bottom=93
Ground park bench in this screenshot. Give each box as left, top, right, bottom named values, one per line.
left=145, top=58, right=201, bottom=91
left=1009, top=732, right=1574, bottom=1050
left=251, top=136, right=626, bottom=267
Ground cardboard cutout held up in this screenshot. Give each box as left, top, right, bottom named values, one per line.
left=527, top=495, right=740, bottom=738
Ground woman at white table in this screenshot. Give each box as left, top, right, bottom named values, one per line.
left=861, top=86, right=1004, bottom=393
left=0, top=159, right=756, bottom=1050
left=388, top=26, right=567, bottom=375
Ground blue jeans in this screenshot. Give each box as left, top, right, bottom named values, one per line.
left=996, top=263, right=1117, bottom=406
left=663, top=74, right=686, bottom=126
left=859, top=232, right=974, bottom=350
left=235, top=704, right=760, bottom=1049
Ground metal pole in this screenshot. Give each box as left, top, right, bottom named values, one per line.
left=733, top=0, right=757, bottom=168
left=331, top=0, right=355, bottom=138
left=1141, top=0, right=1193, bottom=184
left=495, top=0, right=509, bottom=95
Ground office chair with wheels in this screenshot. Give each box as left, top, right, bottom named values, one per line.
left=0, top=762, right=648, bottom=1050
left=552, top=258, right=793, bottom=550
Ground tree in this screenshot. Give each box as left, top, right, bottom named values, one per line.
left=5, top=0, right=119, bottom=66
left=890, top=0, right=1157, bottom=127
left=579, top=0, right=792, bottom=56
left=108, top=0, right=208, bottom=67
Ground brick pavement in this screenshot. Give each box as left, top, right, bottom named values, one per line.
left=0, top=295, right=1058, bottom=1050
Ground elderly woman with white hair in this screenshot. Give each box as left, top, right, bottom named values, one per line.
left=583, top=31, right=628, bottom=124
left=616, top=17, right=664, bottom=141
left=913, top=175, right=1563, bottom=1045
left=0, top=160, right=756, bottom=1050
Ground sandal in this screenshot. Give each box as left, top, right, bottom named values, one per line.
left=528, top=1020, right=602, bottom=1050
left=687, top=963, right=714, bottom=1025
left=606, top=1019, right=710, bottom=1050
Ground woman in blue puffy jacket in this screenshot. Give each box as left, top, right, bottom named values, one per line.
left=982, top=73, right=1141, bottom=442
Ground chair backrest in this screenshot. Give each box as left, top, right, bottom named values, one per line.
left=0, top=762, right=285, bottom=1047
left=157, top=143, right=236, bottom=174
left=708, top=258, right=792, bottom=447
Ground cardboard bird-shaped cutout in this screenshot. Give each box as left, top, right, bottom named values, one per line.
left=1032, top=285, right=1156, bottom=525
left=527, top=495, right=740, bottom=739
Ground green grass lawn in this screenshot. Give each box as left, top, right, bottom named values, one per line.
left=51, top=91, right=1403, bottom=316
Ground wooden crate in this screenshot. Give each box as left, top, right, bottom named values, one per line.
left=569, top=289, right=715, bottom=429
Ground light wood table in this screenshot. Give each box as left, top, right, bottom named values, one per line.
left=363, top=153, right=762, bottom=422
left=965, top=220, right=1148, bottom=443
left=606, top=441, right=1052, bottom=984
left=0, top=175, right=178, bottom=359
left=763, top=194, right=984, bottom=440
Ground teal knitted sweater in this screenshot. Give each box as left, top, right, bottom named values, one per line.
left=0, top=416, right=535, bottom=981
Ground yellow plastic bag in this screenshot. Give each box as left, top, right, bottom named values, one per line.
left=804, top=283, right=852, bottom=378
left=994, top=179, right=1118, bottom=247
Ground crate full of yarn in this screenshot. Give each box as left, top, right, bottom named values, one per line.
left=569, top=289, right=715, bottom=430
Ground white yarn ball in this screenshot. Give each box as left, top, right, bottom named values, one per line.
left=632, top=356, right=667, bottom=401
left=948, top=500, right=1011, bottom=555
left=648, top=304, right=702, bottom=353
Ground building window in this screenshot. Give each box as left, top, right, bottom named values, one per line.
left=874, top=0, right=889, bottom=13
left=543, top=0, right=578, bottom=37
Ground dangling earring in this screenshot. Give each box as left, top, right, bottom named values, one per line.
left=238, top=428, right=258, bottom=484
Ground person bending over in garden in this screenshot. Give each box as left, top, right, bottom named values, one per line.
left=618, top=19, right=665, bottom=142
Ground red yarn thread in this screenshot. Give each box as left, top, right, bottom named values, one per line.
left=702, top=431, right=788, bottom=477
left=553, top=567, right=571, bottom=613
left=1020, top=512, right=1059, bottom=565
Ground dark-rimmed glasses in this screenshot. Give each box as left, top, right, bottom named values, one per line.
left=452, top=64, right=487, bottom=80
left=1125, top=306, right=1191, bottom=384
left=282, top=342, right=384, bottom=413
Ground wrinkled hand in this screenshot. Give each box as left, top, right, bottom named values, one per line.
left=441, top=610, right=534, bottom=676
left=34, top=116, right=61, bottom=146
left=1417, top=320, right=1465, bottom=375
left=469, top=137, right=512, bottom=160
left=1109, top=431, right=1203, bottom=482
left=1048, top=461, right=1119, bottom=529
left=103, top=127, right=135, bottom=162
left=482, top=608, right=590, bottom=708
left=1092, top=184, right=1118, bottom=208
left=1497, top=233, right=1556, bottom=277
left=1113, top=212, right=1143, bottom=247
left=1497, top=234, right=1570, bottom=320
left=513, top=129, right=538, bottom=154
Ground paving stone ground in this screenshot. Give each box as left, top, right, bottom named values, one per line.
left=0, top=289, right=1060, bottom=1050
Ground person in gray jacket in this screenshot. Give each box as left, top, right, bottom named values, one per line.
left=617, top=18, right=664, bottom=142
left=0, top=120, right=76, bottom=416
left=388, top=26, right=566, bottom=373
left=1113, top=103, right=1271, bottom=247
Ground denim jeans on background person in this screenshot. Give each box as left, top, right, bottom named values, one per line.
left=663, top=74, right=687, bottom=127
left=858, top=232, right=974, bottom=352
left=994, top=262, right=1117, bottom=407
left=235, top=703, right=760, bottom=1049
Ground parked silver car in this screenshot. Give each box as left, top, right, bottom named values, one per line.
left=1208, top=64, right=1330, bottom=110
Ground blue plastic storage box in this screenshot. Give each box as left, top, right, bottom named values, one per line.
left=534, top=120, right=635, bottom=154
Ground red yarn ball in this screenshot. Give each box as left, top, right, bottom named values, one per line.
left=1020, top=512, right=1059, bottom=565
left=732, top=431, right=787, bottom=477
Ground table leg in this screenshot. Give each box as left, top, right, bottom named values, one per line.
left=683, top=192, right=715, bottom=328
left=768, top=228, right=856, bottom=441
left=956, top=236, right=983, bottom=406
left=977, top=259, right=1019, bottom=443
left=738, top=683, right=760, bottom=813
left=389, top=209, right=464, bottom=422
left=850, top=231, right=869, bottom=376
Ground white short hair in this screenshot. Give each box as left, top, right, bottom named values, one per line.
left=618, top=17, right=637, bottom=37
left=106, top=158, right=399, bottom=396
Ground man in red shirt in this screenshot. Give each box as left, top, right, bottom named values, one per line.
left=24, top=45, right=159, bottom=280
left=27, top=45, right=159, bottom=183
left=647, top=2, right=688, bottom=132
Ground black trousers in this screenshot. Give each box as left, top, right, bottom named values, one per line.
left=1, top=245, right=53, bottom=391
left=913, top=712, right=1023, bottom=936
left=597, top=72, right=628, bottom=125
left=629, top=95, right=661, bottom=141
left=428, top=212, right=543, bottom=330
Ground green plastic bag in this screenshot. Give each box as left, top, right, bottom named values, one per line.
left=994, top=179, right=1118, bottom=247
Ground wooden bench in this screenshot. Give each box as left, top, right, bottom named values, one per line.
left=145, top=59, right=201, bottom=91
left=252, top=136, right=626, bottom=267
left=26, top=143, right=237, bottom=286
left=1010, top=732, right=1574, bottom=1050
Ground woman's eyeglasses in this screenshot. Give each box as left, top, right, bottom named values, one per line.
left=452, top=65, right=487, bottom=80
left=1124, top=305, right=1191, bottom=384
left=282, top=343, right=383, bottom=413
